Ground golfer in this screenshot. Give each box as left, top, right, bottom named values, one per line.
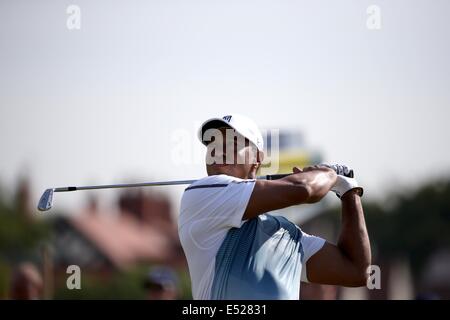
left=178, top=114, right=371, bottom=300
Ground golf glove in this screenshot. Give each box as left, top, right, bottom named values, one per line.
left=321, top=163, right=354, bottom=177
left=332, top=175, right=364, bottom=199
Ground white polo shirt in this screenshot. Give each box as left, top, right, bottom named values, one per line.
left=178, top=174, right=325, bottom=300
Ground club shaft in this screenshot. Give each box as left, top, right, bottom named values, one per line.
left=52, top=174, right=292, bottom=193
left=53, top=180, right=197, bottom=192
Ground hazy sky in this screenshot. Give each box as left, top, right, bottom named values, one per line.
left=1, top=0, right=449, bottom=214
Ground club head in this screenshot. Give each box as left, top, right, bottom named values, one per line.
left=38, top=188, right=54, bottom=212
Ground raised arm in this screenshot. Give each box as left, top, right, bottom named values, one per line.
left=305, top=184, right=371, bottom=287
left=243, top=166, right=337, bottom=220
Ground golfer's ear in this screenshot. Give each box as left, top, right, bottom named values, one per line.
left=257, top=150, right=264, bottom=164
left=254, top=151, right=264, bottom=175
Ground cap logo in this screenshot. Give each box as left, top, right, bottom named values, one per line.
left=222, top=115, right=232, bottom=122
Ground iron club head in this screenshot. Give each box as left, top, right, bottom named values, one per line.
left=37, top=188, right=54, bottom=212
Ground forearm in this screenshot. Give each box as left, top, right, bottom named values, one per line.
left=283, top=168, right=337, bottom=203
left=337, top=190, right=371, bottom=275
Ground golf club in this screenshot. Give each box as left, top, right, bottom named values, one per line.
left=37, top=169, right=353, bottom=212
left=37, top=174, right=291, bottom=212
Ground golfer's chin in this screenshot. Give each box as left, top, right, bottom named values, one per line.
left=211, top=163, right=230, bottom=167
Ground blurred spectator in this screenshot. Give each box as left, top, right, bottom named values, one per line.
left=9, top=262, right=43, bottom=300
left=143, top=266, right=179, bottom=300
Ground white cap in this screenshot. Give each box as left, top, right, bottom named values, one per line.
left=198, top=114, right=264, bottom=151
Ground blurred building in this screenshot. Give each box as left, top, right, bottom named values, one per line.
left=51, top=190, right=186, bottom=272
left=263, top=130, right=322, bottom=174
left=263, top=129, right=327, bottom=225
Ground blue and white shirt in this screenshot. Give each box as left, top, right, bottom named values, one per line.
left=178, top=174, right=325, bottom=300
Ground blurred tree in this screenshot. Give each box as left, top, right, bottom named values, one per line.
left=319, top=178, right=450, bottom=296
left=53, top=265, right=193, bottom=299
left=372, top=180, right=450, bottom=275
left=0, top=181, right=50, bottom=298
left=0, top=193, right=49, bottom=260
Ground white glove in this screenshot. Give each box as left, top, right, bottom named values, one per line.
left=331, top=175, right=364, bottom=199
left=321, top=163, right=353, bottom=177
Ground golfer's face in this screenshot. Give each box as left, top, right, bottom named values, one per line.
left=205, top=127, right=255, bottom=167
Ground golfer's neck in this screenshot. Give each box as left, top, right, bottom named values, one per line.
left=206, top=165, right=247, bottom=179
